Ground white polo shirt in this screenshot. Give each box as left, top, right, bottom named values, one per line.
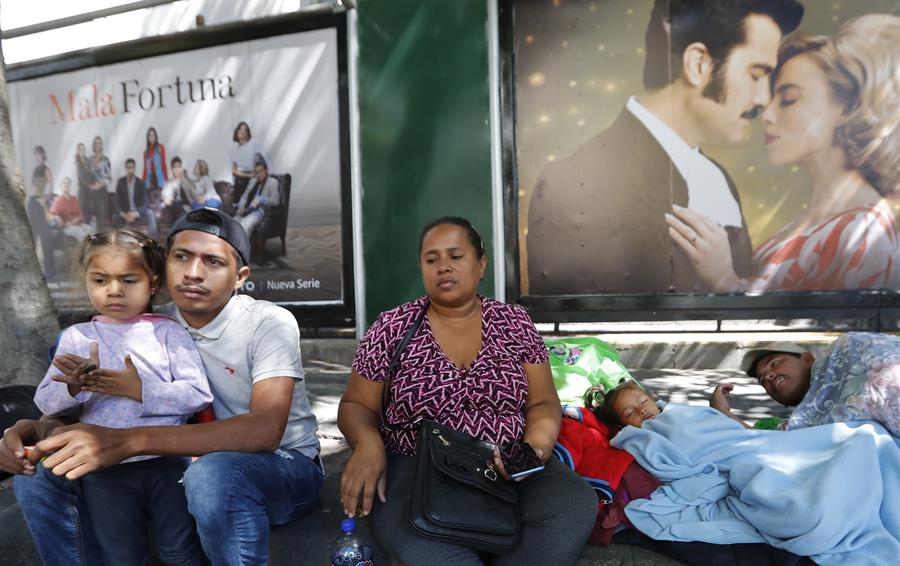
left=627, top=96, right=743, bottom=228
left=161, top=294, right=320, bottom=459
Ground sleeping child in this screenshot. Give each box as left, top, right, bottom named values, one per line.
left=555, top=380, right=664, bottom=545
left=578, top=380, right=662, bottom=433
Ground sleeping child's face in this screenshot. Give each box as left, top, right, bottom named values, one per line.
left=612, top=387, right=660, bottom=428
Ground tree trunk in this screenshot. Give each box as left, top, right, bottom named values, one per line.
left=0, top=43, right=59, bottom=386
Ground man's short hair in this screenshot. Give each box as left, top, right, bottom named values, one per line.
left=171, top=156, right=182, bottom=167
left=642, top=0, right=804, bottom=91
left=125, top=158, right=136, bottom=167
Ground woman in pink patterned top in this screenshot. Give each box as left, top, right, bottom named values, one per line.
left=338, top=217, right=595, bottom=564
left=666, top=15, right=900, bottom=292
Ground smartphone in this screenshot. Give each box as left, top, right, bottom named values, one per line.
left=500, top=442, right=545, bottom=479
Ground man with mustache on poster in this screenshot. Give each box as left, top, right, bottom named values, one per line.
left=527, top=0, right=804, bottom=295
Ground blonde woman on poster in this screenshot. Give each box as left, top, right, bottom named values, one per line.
left=189, top=159, right=222, bottom=210
left=667, top=14, right=900, bottom=292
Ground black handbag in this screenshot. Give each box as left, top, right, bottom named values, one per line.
left=382, top=302, right=521, bottom=553
left=408, top=420, right=520, bottom=552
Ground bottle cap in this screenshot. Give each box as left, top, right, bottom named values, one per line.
left=341, top=518, right=356, bottom=533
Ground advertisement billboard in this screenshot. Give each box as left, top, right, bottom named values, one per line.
left=9, top=18, right=350, bottom=310
left=512, top=0, right=900, bottom=300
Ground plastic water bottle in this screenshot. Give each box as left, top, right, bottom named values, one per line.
left=330, top=518, right=374, bottom=566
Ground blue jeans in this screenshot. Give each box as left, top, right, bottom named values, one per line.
left=191, top=198, right=222, bottom=210
left=183, top=449, right=323, bottom=565
left=14, top=449, right=323, bottom=566
left=14, top=464, right=105, bottom=566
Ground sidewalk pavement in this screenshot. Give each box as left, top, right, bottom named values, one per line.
left=0, top=358, right=789, bottom=565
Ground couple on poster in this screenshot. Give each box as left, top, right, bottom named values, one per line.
left=527, top=0, right=900, bottom=295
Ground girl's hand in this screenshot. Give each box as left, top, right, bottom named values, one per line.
left=51, top=343, right=100, bottom=396
left=665, top=205, right=741, bottom=291
left=340, top=443, right=387, bottom=518
left=81, top=355, right=143, bottom=402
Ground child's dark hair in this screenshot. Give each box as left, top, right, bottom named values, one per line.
left=418, top=216, right=485, bottom=259
left=76, top=229, right=166, bottom=298
left=583, top=380, right=649, bottom=430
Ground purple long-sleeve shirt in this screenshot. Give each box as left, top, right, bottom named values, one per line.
left=34, top=314, right=213, bottom=428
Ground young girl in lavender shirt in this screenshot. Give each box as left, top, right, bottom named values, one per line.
left=32, top=228, right=213, bottom=565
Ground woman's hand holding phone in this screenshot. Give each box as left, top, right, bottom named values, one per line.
left=493, top=442, right=545, bottom=481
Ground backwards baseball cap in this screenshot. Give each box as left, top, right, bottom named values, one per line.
left=167, top=208, right=251, bottom=266
left=740, top=342, right=809, bottom=378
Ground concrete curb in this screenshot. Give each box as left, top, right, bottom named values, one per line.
left=301, top=334, right=840, bottom=370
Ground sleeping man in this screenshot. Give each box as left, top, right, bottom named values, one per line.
left=709, top=332, right=900, bottom=436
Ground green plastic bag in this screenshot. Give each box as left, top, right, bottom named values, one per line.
left=545, top=337, right=632, bottom=406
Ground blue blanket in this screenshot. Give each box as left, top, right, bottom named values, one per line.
left=611, top=404, right=900, bottom=565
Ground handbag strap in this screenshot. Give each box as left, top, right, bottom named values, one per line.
left=380, top=300, right=430, bottom=430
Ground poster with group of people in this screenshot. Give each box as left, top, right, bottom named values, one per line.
left=9, top=26, right=346, bottom=307
left=516, top=0, right=900, bottom=297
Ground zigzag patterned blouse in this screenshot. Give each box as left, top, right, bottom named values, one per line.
left=353, top=295, right=549, bottom=456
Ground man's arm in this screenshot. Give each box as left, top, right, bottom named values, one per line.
left=259, top=177, right=280, bottom=206
left=34, top=376, right=294, bottom=480
left=709, top=383, right=752, bottom=429
left=1, top=416, right=74, bottom=475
